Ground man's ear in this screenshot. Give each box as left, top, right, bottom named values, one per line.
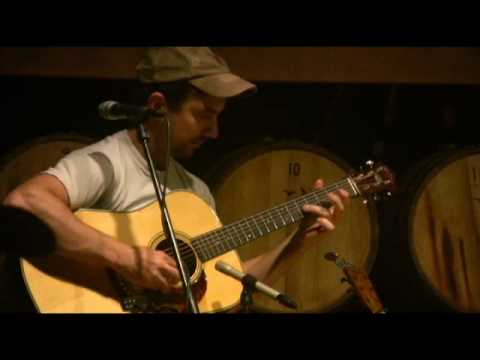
left=147, top=91, right=167, bottom=111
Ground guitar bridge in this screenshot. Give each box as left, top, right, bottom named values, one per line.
left=105, top=268, right=206, bottom=313
left=105, top=268, right=181, bottom=313
left=121, top=294, right=181, bottom=313
left=122, top=295, right=149, bottom=313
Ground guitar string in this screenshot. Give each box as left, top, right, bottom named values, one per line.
left=159, top=179, right=352, bottom=258
left=160, top=179, right=355, bottom=262
left=192, top=179, right=354, bottom=256
left=161, top=179, right=354, bottom=262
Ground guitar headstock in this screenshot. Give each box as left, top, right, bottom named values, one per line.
left=351, top=161, right=396, bottom=198
left=325, top=252, right=386, bottom=314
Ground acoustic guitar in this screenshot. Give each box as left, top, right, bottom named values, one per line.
left=20, top=162, right=394, bottom=313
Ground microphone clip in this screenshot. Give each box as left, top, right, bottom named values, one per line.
left=240, top=273, right=297, bottom=312
left=240, top=280, right=255, bottom=313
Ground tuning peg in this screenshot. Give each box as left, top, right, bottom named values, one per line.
left=383, top=192, right=392, bottom=200
left=365, top=160, right=375, bottom=169
left=372, top=191, right=395, bottom=202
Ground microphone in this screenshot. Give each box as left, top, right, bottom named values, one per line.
left=215, top=260, right=298, bottom=309
left=98, top=101, right=166, bottom=122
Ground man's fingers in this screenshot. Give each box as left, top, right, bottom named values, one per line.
left=317, top=218, right=335, bottom=231
left=160, top=252, right=177, bottom=268
left=163, top=263, right=181, bottom=283
left=327, top=192, right=344, bottom=213
left=302, top=204, right=331, bottom=218
left=314, top=179, right=324, bottom=189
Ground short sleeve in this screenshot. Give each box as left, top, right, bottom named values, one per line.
left=199, top=183, right=217, bottom=211
left=43, top=150, right=114, bottom=210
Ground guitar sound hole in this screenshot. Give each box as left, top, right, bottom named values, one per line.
left=155, top=239, right=197, bottom=277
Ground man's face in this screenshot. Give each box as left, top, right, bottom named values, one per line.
left=169, top=94, right=226, bottom=159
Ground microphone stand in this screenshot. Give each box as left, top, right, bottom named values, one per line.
left=240, top=284, right=254, bottom=313
left=136, top=116, right=199, bottom=314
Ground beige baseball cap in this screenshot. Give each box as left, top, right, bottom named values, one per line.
left=136, top=47, right=257, bottom=98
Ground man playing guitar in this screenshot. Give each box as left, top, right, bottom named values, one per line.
left=4, top=48, right=351, bottom=313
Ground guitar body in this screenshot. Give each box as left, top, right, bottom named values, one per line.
left=20, top=191, right=243, bottom=313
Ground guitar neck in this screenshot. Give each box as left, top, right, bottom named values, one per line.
left=192, top=177, right=361, bottom=262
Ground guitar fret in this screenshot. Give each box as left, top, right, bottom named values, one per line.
left=297, top=196, right=307, bottom=209
left=237, top=222, right=247, bottom=246
left=242, top=221, right=254, bottom=244
left=276, top=208, right=287, bottom=226
left=210, top=235, right=220, bottom=253
left=255, top=219, right=269, bottom=237
left=204, top=243, right=212, bottom=256
left=220, top=238, right=228, bottom=252
left=232, top=227, right=240, bottom=248
left=251, top=220, right=263, bottom=238
left=246, top=218, right=261, bottom=240
left=271, top=208, right=280, bottom=224
left=294, top=202, right=302, bottom=216
left=199, top=239, right=212, bottom=260
left=232, top=226, right=244, bottom=248
left=258, top=215, right=269, bottom=233
left=225, top=232, right=236, bottom=249
left=287, top=205, right=296, bottom=223
left=267, top=213, right=278, bottom=231
left=271, top=213, right=279, bottom=230
left=255, top=220, right=264, bottom=236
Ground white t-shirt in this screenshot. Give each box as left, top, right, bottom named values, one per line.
left=43, top=130, right=216, bottom=212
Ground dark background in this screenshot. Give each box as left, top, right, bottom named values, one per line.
left=3, top=75, right=479, bottom=174
left=1, top=73, right=479, bottom=312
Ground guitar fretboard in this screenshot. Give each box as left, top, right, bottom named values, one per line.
left=191, top=178, right=360, bottom=262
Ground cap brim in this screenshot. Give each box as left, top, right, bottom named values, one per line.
left=189, top=73, right=257, bottom=98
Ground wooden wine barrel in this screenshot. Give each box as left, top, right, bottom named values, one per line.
left=0, top=133, right=97, bottom=201
left=399, top=147, right=480, bottom=312
left=207, top=142, right=379, bottom=313
left=0, top=133, right=96, bottom=312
